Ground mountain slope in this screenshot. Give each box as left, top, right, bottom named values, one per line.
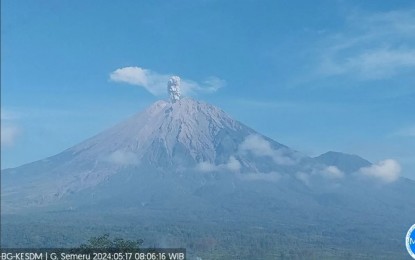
left=1, top=98, right=305, bottom=211
left=2, top=97, right=415, bottom=259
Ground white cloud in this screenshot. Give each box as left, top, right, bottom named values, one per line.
left=1, top=110, right=19, bottom=120
left=320, top=166, right=344, bottom=179
left=196, top=156, right=241, bottom=172
left=317, top=10, right=415, bottom=80
left=353, top=10, right=415, bottom=36
left=358, top=159, right=401, bottom=183
left=239, top=172, right=281, bottom=182
left=320, top=48, right=415, bottom=80
left=295, top=172, right=310, bottom=186
left=181, top=77, right=225, bottom=95
left=295, top=166, right=343, bottom=186
left=110, top=67, right=168, bottom=95
left=107, top=150, right=139, bottom=166
left=226, top=156, right=242, bottom=171
left=1, top=125, right=20, bottom=147
left=196, top=161, right=217, bottom=172
left=395, top=125, right=415, bottom=137
left=1, top=108, right=20, bottom=147
left=110, top=66, right=225, bottom=96
left=239, top=134, right=295, bottom=165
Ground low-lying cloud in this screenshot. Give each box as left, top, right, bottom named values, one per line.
left=295, top=172, right=311, bottom=186
left=358, top=159, right=401, bottom=183
left=110, top=66, right=225, bottom=96
left=239, top=134, right=295, bottom=165
left=107, top=150, right=139, bottom=166
left=1, top=125, right=20, bottom=147
left=196, top=156, right=241, bottom=173
left=239, top=171, right=282, bottom=182
left=1, top=109, right=20, bottom=147
left=295, top=165, right=344, bottom=186
left=321, top=166, right=344, bottom=179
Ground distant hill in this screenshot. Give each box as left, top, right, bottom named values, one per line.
left=314, top=151, right=371, bottom=173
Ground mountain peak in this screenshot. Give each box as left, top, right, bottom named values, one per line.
left=314, top=151, right=371, bottom=173
left=69, top=97, right=254, bottom=169
left=2, top=96, right=302, bottom=209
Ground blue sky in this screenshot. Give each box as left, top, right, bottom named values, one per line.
left=1, top=0, right=415, bottom=179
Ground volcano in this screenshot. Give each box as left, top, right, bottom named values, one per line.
left=2, top=97, right=309, bottom=212
left=2, top=87, right=415, bottom=259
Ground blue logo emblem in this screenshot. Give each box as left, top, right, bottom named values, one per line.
left=407, top=224, right=415, bottom=259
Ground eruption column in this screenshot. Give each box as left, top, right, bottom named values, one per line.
left=167, top=76, right=181, bottom=103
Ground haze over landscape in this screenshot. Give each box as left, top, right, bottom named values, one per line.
left=2, top=0, right=414, bottom=179
left=1, top=0, right=415, bottom=259
left=3, top=90, right=415, bottom=258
